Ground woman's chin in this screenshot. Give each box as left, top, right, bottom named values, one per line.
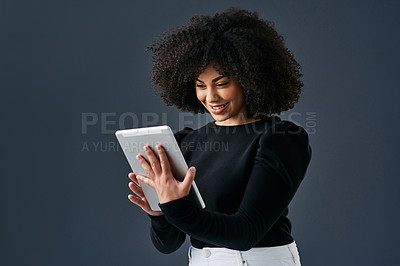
left=212, top=115, right=229, bottom=122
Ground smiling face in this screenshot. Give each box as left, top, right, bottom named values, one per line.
left=195, top=64, right=249, bottom=126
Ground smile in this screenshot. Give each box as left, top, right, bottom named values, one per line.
left=208, top=103, right=229, bottom=114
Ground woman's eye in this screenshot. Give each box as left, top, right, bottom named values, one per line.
left=217, top=82, right=229, bottom=86
left=196, top=82, right=229, bottom=88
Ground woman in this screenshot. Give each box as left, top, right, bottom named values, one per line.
left=127, top=7, right=312, bottom=266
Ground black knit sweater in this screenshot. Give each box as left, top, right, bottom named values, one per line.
left=148, top=116, right=312, bottom=253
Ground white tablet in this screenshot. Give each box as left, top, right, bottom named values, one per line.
left=115, top=125, right=205, bottom=211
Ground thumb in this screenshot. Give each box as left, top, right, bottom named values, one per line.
left=182, top=166, right=196, bottom=189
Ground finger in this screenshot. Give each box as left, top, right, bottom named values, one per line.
left=140, top=194, right=152, bottom=210
left=181, top=166, right=196, bottom=193
left=128, top=194, right=146, bottom=209
left=136, top=153, right=154, bottom=179
left=136, top=174, right=156, bottom=190
left=139, top=195, right=162, bottom=216
left=143, top=145, right=162, bottom=176
left=128, top=172, right=141, bottom=187
left=156, top=144, right=172, bottom=178
left=128, top=181, right=145, bottom=198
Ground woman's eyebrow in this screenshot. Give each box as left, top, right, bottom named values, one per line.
left=196, top=75, right=227, bottom=83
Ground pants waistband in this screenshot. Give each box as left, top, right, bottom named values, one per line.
left=189, top=241, right=299, bottom=261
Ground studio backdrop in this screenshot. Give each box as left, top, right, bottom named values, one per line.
left=1, top=1, right=399, bottom=265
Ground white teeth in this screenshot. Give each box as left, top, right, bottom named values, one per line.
left=211, top=103, right=227, bottom=110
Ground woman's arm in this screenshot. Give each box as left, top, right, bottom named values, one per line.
left=157, top=122, right=312, bottom=251
left=147, top=214, right=186, bottom=254
left=137, top=127, right=193, bottom=254
left=127, top=173, right=186, bottom=253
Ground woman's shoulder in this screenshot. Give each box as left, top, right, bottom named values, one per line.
left=257, top=118, right=311, bottom=155
left=266, top=119, right=309, bottom=137
left=258, top=119, right=312, bottom=164
left=257, top=119, right=312, bottom=182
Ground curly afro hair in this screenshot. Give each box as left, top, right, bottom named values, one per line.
left=145, top=6, right=303, bottom=118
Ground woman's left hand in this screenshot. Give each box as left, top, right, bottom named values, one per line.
left=135, top=144, right=196, bottom=204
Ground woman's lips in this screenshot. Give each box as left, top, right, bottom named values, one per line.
left=208, top=102, right=229, bottom=114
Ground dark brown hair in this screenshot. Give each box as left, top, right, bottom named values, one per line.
left=145, top=7, right=303, bottom=118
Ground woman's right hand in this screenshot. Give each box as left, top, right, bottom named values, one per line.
left=128, top=172, right=164, bottom=217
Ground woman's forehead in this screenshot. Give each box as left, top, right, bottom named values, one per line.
left=197, top=63, right=230, bottom=77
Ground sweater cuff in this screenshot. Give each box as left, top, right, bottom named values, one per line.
left=158, top=194, right=196, bottom=222
left=147, top=213, right=173, bottom=229
left=147, top=213, right=166, bottom=221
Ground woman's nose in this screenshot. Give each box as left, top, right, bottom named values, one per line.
left=206, top=88, right=219, bottom=102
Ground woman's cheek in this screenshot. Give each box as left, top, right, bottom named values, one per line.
left=196, top=91, right=206, bottom=103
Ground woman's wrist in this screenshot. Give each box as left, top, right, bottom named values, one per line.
left=147, top=213, right=165, bottom=220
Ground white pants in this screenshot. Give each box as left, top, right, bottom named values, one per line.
left=188, top=241, right=301, bottom=266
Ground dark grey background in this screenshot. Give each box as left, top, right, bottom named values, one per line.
left=1, top=0, right=399, bottom=265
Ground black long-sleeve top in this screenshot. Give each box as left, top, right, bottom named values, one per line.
left=148, top=116, right=312, bottom=253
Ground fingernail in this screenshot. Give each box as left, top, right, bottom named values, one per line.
left=190, top=167, right=196, bottom=173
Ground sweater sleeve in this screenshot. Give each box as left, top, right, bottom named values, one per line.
left=158, top=121, right=312, bottom=251
left=147, top=214, right=186, bottom=254
left=146, top=127, right=194, bottom=254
